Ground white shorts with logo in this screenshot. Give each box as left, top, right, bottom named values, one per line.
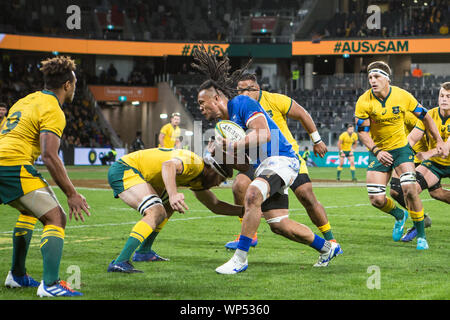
left=255, top=156, right=300, bottom=195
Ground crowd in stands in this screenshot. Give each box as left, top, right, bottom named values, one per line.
left=0, top=55, right=111, bottom=148
left=89, top=63, right=155, bottom=86
left=321, top=0, right=448, bottom=39
left=1, top=0, right=447, bottom=41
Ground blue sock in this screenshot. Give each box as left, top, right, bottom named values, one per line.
left=309, top=234, right=326, bottom=253
left=236, top=235, right=253, bottom=252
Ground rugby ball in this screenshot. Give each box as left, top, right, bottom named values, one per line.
left=215, top=120, right=246, bottom=142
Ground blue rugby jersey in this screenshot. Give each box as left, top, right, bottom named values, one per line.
left=226, top=95, right=297, bottom=167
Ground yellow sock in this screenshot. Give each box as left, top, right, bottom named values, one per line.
left=318, top=223, right=331, bottom=234
left=409, top=209, right=424, bottom=222
left=155, top=218, right=168, bottom=232
left=15, top=214, right=38, bottom=231
left=380, top=198, right=396, bottom=213
left=41, top=225, right=65, bottom=241
left=130, top=221, right=153, bottom=243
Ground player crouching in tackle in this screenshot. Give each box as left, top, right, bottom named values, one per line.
left=355, top=61, right=447, bottom=250
left=0, top=56, right=90, bottom=297
left=192, top=47, right=342, bottom=274
left=107, top=147, right=245, bottom=273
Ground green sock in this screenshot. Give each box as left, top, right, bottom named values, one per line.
left=337, top=169, right=342, bottom=179
left=136, top=231, right=159, bottom=254
left=351, top=169, right=356, bottom=180
left=40, top=225, right=65, bottom=286
left=318, top=223, right=335, bottom=241
left=389, top=207, right=405, bottom=220
left=116, top=220, right=153, bottom=263
left=11, top=214, right=37, bottom=276
left=322, top=230, right=334, bottom=241
left=414, top=220, right=426, bottom=238
left=381, top=198, right=404, bottom=220
left=116, top=237, right=142, bottom=263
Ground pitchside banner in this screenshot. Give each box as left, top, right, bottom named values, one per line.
left=74, top=148, right=126, bottom=165
left=292, top=38, right=450, bottom=55
left=306, top=151, right=369, bottom=168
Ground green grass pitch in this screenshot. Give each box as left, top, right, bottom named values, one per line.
left=0, top=166, right=448, bottom=300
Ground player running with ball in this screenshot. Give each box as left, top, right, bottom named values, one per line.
left=192, top=46, right=342, bottom=274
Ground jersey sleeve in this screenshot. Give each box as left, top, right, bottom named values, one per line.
left=160, top=124, right=170, bottom=135
left=353, top=133, right=358, bottom=142
left=405, top=91, right=419, bottom=112
left=338, top=133, right=345, bottom=142
left=238, top=96, right=265, bottom=128
left=415, top=118, right=426, bottom=131
left=39, top=102, right=65, bottom=138
left=354, top=96, right=370, bottom=120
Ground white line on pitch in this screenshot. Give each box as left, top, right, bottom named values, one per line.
left=0, top=199, right=437, bottom=234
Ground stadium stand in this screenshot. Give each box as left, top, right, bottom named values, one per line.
left=310, top=0, right=448, bottom=39
left=0, top=54, right=113, bottom=148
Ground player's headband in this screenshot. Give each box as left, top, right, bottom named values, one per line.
left=368, top=68, right=390, bottom=80
left=203, top=154, right=230, bottom=178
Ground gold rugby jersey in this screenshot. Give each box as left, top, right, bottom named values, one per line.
left=0, top=90, right=65, bottom=166
left=120, top=148, right=205, bottom=190
left=355, top=86, right=419, bottom=151
left=416, top=107, right=450, bottom=166
left=159, top=123, right=181, bottom=148
left=338, top=132, right=358, bottom=152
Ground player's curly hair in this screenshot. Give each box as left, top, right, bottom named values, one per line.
left=191, top=44, right=251, bottom=99
left=40, top=56, right=76, bottom=90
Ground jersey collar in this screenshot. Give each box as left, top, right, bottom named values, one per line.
left=257, top=90, right=263, bottom=103
left=41, top=89, right=62, bottom=109
left=371, top=86, right=392, bottom=108
left=438, top=107, right=450, bottom=125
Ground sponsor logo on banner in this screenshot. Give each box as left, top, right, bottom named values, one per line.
left=74, top=148, right=126, bottom=165
left=309, top=152, right=369, bottom=168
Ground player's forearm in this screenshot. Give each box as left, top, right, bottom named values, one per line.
left=211, top=201, right=244, bottom=216
left=234, top=128, right=270, bottom=149
left=358, top=132, right=376, bottom=150
left=42, top=153, right=77, bottom=197
left=161, top=162, right=178, bottom=196
left=423, top=115, right=443, bottom=143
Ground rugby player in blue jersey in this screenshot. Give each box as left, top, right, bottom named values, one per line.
left=192, top=48, right=342, bottom=274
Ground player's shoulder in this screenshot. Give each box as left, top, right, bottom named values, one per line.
left=391, top=85, right=416, bottom=100
left=230, top=94, right=261, bottom=112
left=427, top=106, right=440, bottom=118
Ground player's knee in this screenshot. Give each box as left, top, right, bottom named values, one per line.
left=244, top=186, right=264, bottom=208
left=369, top=196, right=386, bottom=208
left=232, top=178, right=249, bottom=199
left=266, top=216, right=289, bottom=235
left=40, top=206, right=67, bottom=229
left=401, top=184, right=418, bottom=201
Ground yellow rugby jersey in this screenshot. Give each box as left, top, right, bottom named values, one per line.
left=0, top=116, right=6, bottom=131
left=338, top=132, right=358, bottom=151
left=404, top=111, right=428, bottom=156
left=159, top=123, right=181, bottom=148
left=0, top=90, right=66, bottom=166
left=355, top=86, right=419, bottom=151
left=258, top=90, right=300, bottom=154
left=416, top=107, right=450, bottom=166
left=121, top=148, right=205, bottom=191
